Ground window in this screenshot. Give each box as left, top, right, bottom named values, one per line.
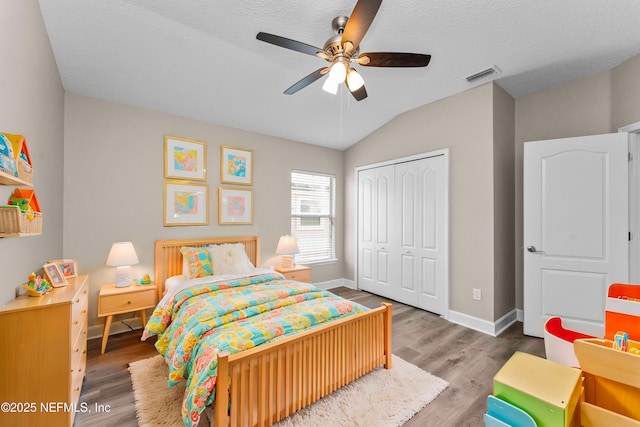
left=290, top=170, right=336, bottom=264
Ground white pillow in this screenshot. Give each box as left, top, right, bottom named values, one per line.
left=208, top=243, right=254, bottom=275
left=165, top=275, right=187, bottom=292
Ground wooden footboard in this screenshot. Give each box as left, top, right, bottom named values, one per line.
left=213, top=302, right=392, bottom=427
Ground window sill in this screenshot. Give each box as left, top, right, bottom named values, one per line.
left=299, top=258, right=338, bottom=267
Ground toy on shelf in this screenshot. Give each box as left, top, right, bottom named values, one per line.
left=7, top=188, right=40, bottom=213
left=0, top=133, right=17, bottom=177
left=139, top=274, right=152, bottom=285
left=22, top=272, right=52, bottom=297
left=2, top=133, right=32, bottom=183
left=613, top=330, right=629, bottom=351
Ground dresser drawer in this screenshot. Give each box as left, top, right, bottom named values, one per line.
left=71, top=288, right=88, bottom=340
left=99, top=287, right=156, bottom=315
left=71, top=329, right=87, bottom=377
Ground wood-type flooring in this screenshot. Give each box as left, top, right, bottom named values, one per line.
left=75, top=287, right=544, bottom=427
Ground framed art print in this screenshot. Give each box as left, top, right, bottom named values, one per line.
left=164, top=181, right=209, bottom=226
left=49, top=259, right=78, bottom=278
left=164, top=135, right=206, bottom=181
left=220, top=145, right=253, bottom=185
left=219, top=187, right=253, bottom=224
left=43, top=262, right=68, bottom=287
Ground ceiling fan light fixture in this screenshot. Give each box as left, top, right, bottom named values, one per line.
left=347, top=68, right=364, bottom=91
left=327, top=61, right=347, bottom=84
left=322, top=77, right=340, bottom=94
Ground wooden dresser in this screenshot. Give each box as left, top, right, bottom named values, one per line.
left=0, top=275, right=88, bottom=427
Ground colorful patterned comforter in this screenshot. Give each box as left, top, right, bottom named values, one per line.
left=142, top=272, right=367, bottom=427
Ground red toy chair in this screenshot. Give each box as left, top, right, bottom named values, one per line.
left=543, top=316, right=595, bottom=368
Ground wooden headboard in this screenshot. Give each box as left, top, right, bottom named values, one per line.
left=154, top=236, right=260, bottom=300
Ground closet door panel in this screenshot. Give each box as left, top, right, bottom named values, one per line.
left=357, top=170, right=375, bottom=292
left=417, top=155, right=447, bottom=314
left=375, top=166, right=395, bottom=293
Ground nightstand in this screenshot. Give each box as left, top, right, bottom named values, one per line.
left=98, top=283, right=157, bottom=354
left=275, top=265, right=312, bottom=283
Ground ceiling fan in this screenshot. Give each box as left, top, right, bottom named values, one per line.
left=256, top=0, right=431, bottom=101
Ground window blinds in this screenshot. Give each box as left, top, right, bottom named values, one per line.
left=290, top=170, right=336, bottom=264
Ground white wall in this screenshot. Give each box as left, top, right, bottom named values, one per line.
left=0, top=0, right=65, bottom=305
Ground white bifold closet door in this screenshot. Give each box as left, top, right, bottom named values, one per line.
left=357, top=153, right=448, bottom=315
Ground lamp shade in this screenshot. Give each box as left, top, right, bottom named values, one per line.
left=276, top=235, right=300, bottom=255
left=106, top=241, right=139, bottom=267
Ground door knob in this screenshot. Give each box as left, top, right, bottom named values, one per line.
left=526, top=245, right=545, bottom=254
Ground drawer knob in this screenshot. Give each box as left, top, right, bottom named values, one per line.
left=75, top=298, right=80, bottom=303
left=127, top=300, right=132, bottom=304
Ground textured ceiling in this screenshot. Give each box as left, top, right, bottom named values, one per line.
left=38, top=0, right=640, bottom=150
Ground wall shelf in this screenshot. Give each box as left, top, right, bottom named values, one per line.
left=0, top=169, right=32, bottom=187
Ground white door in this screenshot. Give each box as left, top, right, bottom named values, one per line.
left=358, top=165, right=396, bottom=296
left=357, top=152, right=448, bottom=316
left=523, top=133, right=629, bottom=337
left=395, top=156, right=447, bottom=314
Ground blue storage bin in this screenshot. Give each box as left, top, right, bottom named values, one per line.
left=485, top=395, right=537, bottom=427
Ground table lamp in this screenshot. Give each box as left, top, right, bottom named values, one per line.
left=106, top=241, right=139, bottom=287
left=276, top=235, right=299, bottom=268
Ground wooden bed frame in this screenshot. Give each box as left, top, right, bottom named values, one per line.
left=154, top=236, right=392, bottom=427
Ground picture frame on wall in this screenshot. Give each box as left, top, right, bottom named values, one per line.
left=219, top=187, right=253, bottom=224
left=49, top=259, right=78, bottom=278
left=43, top=262, right=68, bottom=287
left=164, top=135, right=206, bottom=181
left=220, top=145, right=253, bottom=185
left=164, top=181, right=209, bottom=226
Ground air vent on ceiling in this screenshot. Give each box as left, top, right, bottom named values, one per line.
left=465, top=66, right=499, bottom=82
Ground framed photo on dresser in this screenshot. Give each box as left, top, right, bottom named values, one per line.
left=49, top=259, right=78, bottom=278
left=43, top=262, right=68, bottom=287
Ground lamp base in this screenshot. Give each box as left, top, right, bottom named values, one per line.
left=115, top=266, right=132, bottom=288
left=281, top=255, right=294, bottom=268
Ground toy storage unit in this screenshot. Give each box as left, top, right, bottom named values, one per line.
left=605, top=283, right=640, bottom=341
left=574, top=338, right=640, bottom=426
left=492, top=351, right=583, bottom=427
left=0, top=188, right=42, bottom=237
left=0, top=133, right=32, bottom=184
left=3, top=133, right=33, bottom=183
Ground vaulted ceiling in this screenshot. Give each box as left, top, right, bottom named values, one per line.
left=38, top=0, right=640, bottom=150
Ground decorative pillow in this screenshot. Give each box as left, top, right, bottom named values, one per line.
left=165, top=275, right=187, bottom=292
left=208, top=243, right=254, bottom=275
left=180, top=246, right=214, bottom=279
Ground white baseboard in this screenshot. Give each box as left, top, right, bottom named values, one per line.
left=314, top=278, right=356, bottom=290
left=448, top=308, right=518, bottom=337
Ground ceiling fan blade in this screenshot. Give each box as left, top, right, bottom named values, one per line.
left=284, top=68, right=328, bottom=95
left=358, top=52, right=431, bottom=67
left=341, top=0, right=382, bottom=50
left=257, top=32, right=323, bottom=57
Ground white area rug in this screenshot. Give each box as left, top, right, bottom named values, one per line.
left=129, top=354, right=448, bottom=427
